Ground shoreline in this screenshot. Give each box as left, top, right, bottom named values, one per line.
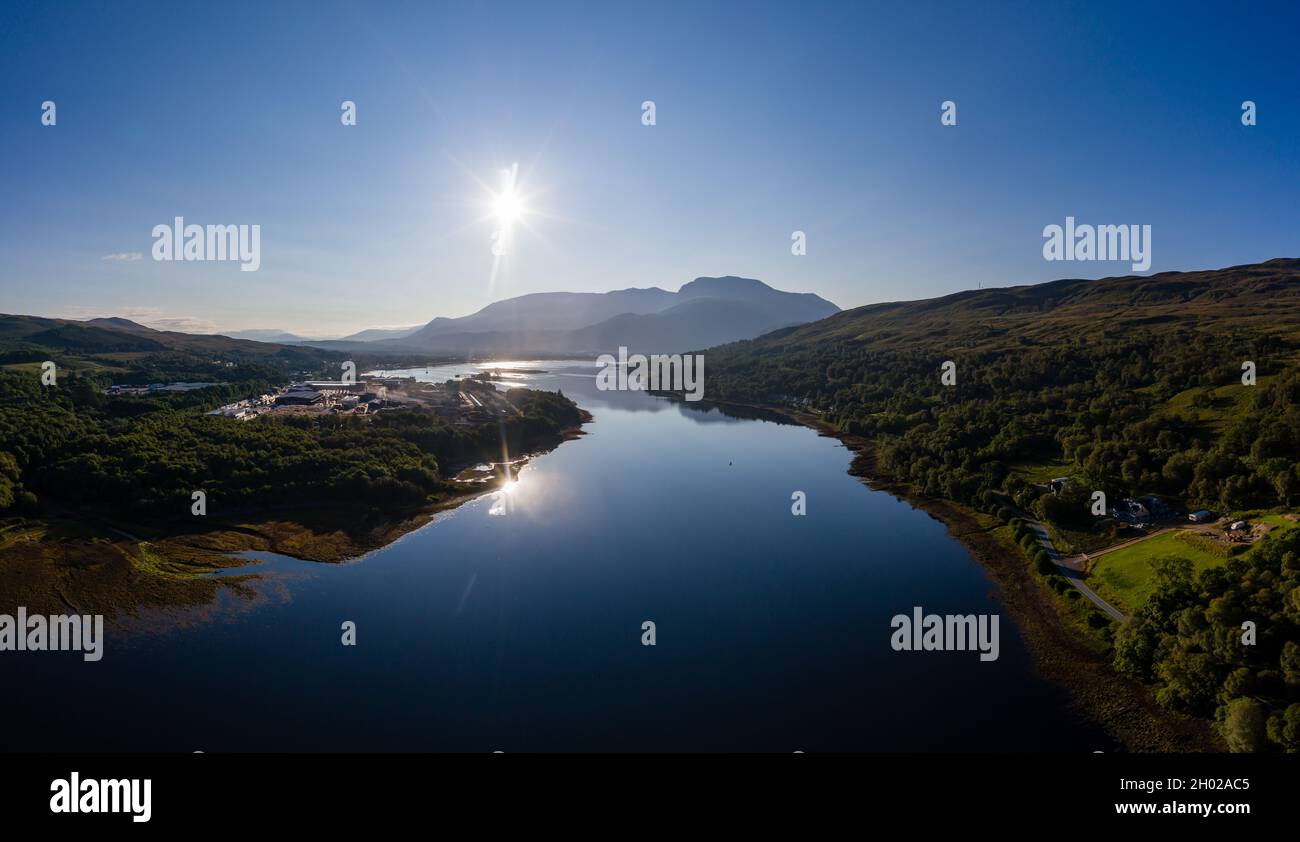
left=152, top=411, right=594, bottom=566
left=732, top=401, right=1222, bottom=752
left=0, top=412, right=593, bottom=620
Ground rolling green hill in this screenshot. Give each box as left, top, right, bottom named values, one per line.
left=0, top=313, right=358, bottom=385
left=720, top=258, right=1300, bottom=357
left=703, top=258, right=1300, bottom=516
left=0, top=313, right=329, bottom=361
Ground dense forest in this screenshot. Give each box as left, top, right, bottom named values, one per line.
left=0, top=367, right=582, bottom=519
left=709, top=330, right=1298, bottom=516
left=701, top=259, right=1300, bottom=750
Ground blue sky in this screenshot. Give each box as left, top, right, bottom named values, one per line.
left=2, top=0, right=1297, bottom=336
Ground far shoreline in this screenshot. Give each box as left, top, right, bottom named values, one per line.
left=144, top=410, right=593, bottom=567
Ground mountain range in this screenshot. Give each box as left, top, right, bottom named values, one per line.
left=221, top=326, right=425, bottom=344
left=14, top=261, right=1300, bottom=369
left=0, top=275, right=838, bottom=367
left=8, top=260, right=1300, bottom=389
left=299, top=276, right=839, bottom=355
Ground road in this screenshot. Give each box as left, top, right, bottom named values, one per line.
left=1016, top=511, right=1130, bottom=622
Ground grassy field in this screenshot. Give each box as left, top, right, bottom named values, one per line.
left=1090, top=531, right=1223, bottom=613
left=1008, top=460, right=1074, bottom=485
left=1, top=358, right=132, bottom=375
left=1091, top=514, right=1298, bottom=613
left=1162, top=380, right=1268, bottom=432
left=1256, top=513, right=1298, bottom=531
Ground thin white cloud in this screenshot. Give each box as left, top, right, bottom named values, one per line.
left=144, top=317, right=220, bottom=334
left=100, top=251, right=144, bottom=262
left=54, top=305, right=218, bottom=334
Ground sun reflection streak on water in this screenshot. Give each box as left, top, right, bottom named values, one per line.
left=488, top=468, right=527, bottom=516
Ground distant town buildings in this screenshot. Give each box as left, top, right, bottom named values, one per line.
left=198, top=373, right=519, bottom=425
left=302, top=381, right=369, bottom=395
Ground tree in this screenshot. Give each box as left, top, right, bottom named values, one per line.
left=1037, top=480, right=1094, bottom=528
left=1113, top=618, right=1158, bottom=679
left=1155, top=649, right=1220, bottom=714
left=1281, top=641, right=1300, bottom=688
left=1274, top=468, right=1298, bottom=507
left=1142, top=556, right=1196, bottom=621
left=0, top=451, right=18, bottom=510
left=1221, top=698, right=1267, bottom=753
left=1266, top=704, right=1300, bottom=753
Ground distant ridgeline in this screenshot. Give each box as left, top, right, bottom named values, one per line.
left=702, top=258, right=1300, bottom=750
left=304, top=276, right=841, bottom=356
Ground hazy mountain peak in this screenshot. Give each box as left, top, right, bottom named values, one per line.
left=361, top=275, right=840, bottom=355
left=221, top=329, right=308, bottom=343
left=679, top=275, right=770, bottom=295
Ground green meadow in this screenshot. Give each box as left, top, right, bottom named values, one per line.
left=1091, top=515, right=1298, bottom=613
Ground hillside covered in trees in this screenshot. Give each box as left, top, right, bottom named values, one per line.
left=701, top=258, right=1300, bottom=750
left=0, top=369, right=582, bottom=519
left=0, top=314, right=582, bottom=519
left=704, top=259, right=1300, bottom=513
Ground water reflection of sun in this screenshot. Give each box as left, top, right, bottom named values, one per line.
left=489, top=466, right=524, bottom=516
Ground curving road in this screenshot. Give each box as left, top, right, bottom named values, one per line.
left=1017, top=512, right=1129, bottom=622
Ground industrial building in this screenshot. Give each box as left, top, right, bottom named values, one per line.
left=275, top=389, right=324, bottom=406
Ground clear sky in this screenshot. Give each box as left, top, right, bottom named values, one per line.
left=2, top=0, right=1297, bottom=337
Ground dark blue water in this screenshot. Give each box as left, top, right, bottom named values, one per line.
left=3, top=363, right=1110, bottom=751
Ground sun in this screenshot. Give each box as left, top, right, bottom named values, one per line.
left=443, top=156, right=556, bottom=283
left=494, top=189, right=524, bottom=225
